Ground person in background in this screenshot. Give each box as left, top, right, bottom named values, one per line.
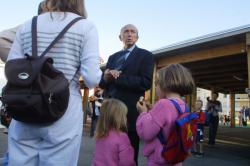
left=192, top=99, right=206, bottom=158
left=0, top=101, right=11, bottom=134
left=219, top=114, right=224, bottom=125
left=240, top=106, right=248, bottom=127
left=0, top=1, right=47, bottom=62
left=223, top=115, right=227, bottom=126
left=0, top=27, right=19, bottom=62
left=136, top=64, right=195, bottom=166
left=89, top=87, right=103, bottom=137
left=206, top=92, right=222, bottom=145
left=238, top=108, right=244, bottom=127
left=99, top=24, right=154, bottom=165
left=7, top=0, right=102, bottom=165
left=93, top=99, right=135, bottom=166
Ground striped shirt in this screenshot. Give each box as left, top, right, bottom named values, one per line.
left=7, top=12, right=102, bottom=91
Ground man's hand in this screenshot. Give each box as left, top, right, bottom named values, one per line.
left=109, top=70, right=122, bottom=79
left=103, top=69, right=113, bottom=82
left=103, top=69, right=122, bottom=82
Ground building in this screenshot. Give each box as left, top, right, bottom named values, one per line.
left=151, top=24, right=250, bottom=127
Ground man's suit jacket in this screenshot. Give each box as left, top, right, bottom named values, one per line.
left=100, top=46, right=154, bottom=131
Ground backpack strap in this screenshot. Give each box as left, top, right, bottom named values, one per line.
left=31, top=16, right=38, bottom=58
left=157, top=129, right=166, bottom=144
left=169, top=99, right=190, bottom=114
left=31, top=16, right=84, bottom=59
left=29, top=16, right=84, bottom=81
left=157, top=99, right=189, bottom=145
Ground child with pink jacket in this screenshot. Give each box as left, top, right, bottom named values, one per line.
left=92, top=99, right=135, bottom=166
left=136, top=64, right=195, bottom=166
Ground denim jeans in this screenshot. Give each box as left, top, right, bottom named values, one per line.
left=1, top=152, right=8, bottom=166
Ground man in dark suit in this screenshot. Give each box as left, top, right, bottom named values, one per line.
left=99, top=24, right=154, bottom=164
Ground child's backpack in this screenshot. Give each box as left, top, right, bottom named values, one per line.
left=197, top=111, right=206, bottom=124
left=157, top=99, right=198, bottom=164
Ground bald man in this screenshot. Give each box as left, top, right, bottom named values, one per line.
left=99, top=24, right=154, bottom=164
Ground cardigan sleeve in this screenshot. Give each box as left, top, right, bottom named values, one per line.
left=6, top=25, right=24, bottom=61
left=136, top=99, right=179, bottom=141
left=136, top=100, right=169, bottom=141
left=79, top=22, right=102, bottom=89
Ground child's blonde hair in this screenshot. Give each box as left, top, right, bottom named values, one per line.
left=156, top=64, right=195, bottom=96
left=95, top=99, right=128, bottom=138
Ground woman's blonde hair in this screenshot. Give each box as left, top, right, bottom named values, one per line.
left=95, top=99, right=128, bottom=138
left=45, top=0, right=87, bottom=17
left=156, top=64, right=195, bottom=96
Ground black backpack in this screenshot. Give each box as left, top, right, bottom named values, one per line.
left=1, top=16, right=83, bottom=124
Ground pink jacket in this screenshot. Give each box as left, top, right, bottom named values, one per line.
left=92, top=130, right=135, bottom=166
left=136, top=98, right=184, bottom=166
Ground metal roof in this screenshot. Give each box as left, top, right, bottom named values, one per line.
left=152, top=24, right=250, bottom=55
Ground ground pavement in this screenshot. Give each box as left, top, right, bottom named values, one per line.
left=1, top=125, right=250, bottom=166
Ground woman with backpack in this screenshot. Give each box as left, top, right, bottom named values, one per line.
left=136, top=64, right=195, bottom=166
left=6, top=0, right=101, bottom=165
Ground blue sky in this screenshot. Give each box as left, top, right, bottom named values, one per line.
left=0, top=0, right=250, bottom=61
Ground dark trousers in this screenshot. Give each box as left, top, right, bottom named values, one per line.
left=209, top=116, right=219, bottom=144
left=90, top=116, right=98, bottom=137
left=128, top=131, right=140, bottom=166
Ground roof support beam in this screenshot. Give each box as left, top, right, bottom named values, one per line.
left=246, top=33, right=250, bottom=46
left=193, top=66, right=245, bottom=76
left=151, top=64, right=157, bottom=104
left=230, top=93, right=235, bottom=128
left=247, top=33, right=250, bottom=89
left=194, top=71, right=246, bottom=80
left=183, top=54, right=246, bottom=70
left=157, top=42, right=246, bottom=67
left=82, top=88, right=89, bottom=124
